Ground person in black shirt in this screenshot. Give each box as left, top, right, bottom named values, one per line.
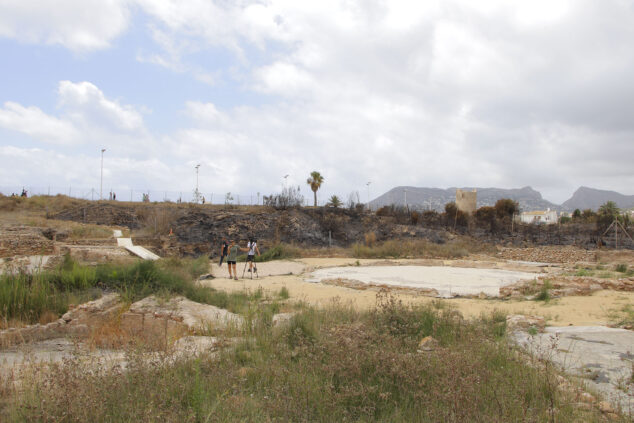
left=219, top=237, right=229, bottom=266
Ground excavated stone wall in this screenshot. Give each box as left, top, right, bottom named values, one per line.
left=0, top=226, right=55, bottom=258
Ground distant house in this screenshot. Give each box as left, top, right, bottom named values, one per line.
left=520, top=209, right=558, bottom=224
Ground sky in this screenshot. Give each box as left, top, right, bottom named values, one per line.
left=1, top=0, right=633, bottom=205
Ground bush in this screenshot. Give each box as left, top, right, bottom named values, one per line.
left=615, top=264, right=628, bottom=273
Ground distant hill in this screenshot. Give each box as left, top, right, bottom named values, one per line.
left=561, top=187, right=634, bottom=211
left=369, top=186, right=561, bottom=212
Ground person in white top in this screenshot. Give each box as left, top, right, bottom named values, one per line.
left=246, top=238, right=260, bottom=274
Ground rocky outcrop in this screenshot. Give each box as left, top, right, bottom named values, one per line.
left=506, top=315, right=546, bottom=332
left=0, top=293, right=123, bottom=347
left=0, top=226, right=55, bottom=258
left=120, top=296, right=244, bottom=343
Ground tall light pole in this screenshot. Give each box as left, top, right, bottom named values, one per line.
left=100, top=148, right=106, bottom=200
left=366, top=181, right=371, bottom=209
left=283, top=174, right=289, bottom=189
left=194, top=164, right=201, bottom=203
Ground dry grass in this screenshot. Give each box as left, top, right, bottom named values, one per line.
left=351, top=238, right=494, bottom=259
left=1, top=295, right=615, bottom=422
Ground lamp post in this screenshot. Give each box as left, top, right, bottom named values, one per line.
left=100, top=148, right=106, bottom=200
left=194, top=164, right=201, bottom=203
left=283, top=174, right=289, bottom=189
left=366, top=181, right=371, bottom=209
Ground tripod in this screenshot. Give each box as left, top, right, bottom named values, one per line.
left=241, top=259, right=259, bottom=279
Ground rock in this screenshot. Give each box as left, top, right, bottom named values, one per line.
left=272, top=313, right=295, bottom=327
left=579, top=392, right=596, bottom=404
left=506, top=315, right=546, bottom=333
left=173, top=336, right=220, bottom=355
left=417, top=336, right=439, bottom=352
left=121, top=295, right=245, bottom=341
left=597, top=401, right=614, bottom=413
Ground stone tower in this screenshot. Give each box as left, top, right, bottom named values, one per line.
left=456, top=189, right=477, bottom=215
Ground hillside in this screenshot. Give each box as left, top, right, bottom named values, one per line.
left=370, top=186, right=560, bottom=212
left=562, top=186, right=634, bottom=211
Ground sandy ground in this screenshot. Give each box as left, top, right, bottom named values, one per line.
left=201, top=258, right=634, bottom=327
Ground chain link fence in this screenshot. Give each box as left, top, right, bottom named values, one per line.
left=0, top=185, right=334, bottom=206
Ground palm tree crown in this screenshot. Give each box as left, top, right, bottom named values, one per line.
left=306, top=171, right=324, bottom=207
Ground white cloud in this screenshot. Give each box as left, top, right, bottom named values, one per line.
left=58, top=81, right=145, bottom=132
left=0, top=0, right=130, bottom=52
left=0, top=102, right=79, bottom=144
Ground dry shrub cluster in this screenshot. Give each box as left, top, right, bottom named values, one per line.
left=2, top=295, right=610, bottom=422
left=136, top=206, right=180, bottom=236
left=352, top=238, right=491, bottom=259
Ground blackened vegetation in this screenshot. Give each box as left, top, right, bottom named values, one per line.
left=50, top=199, right=633, bottom=256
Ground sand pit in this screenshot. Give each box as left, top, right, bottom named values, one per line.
left=306, top=265, right=537, bottom=297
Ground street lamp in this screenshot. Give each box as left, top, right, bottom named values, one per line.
left=366, top=181, right=371, bottom=209
left=283, top=174, right=289, bottom=188
left=194, top=164, right=201, bottom=203
left=100, top=148, right=106, bottom=200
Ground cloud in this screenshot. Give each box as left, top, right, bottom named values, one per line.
left=0, top=0, right=130, bottom=52
left=0, top=102, right=79, bottom=144
left=58, top=81, right=145, bottom=132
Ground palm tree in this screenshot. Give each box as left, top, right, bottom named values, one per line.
left=327, top=195, right=342, bottom=208
left=598, top=201, right=619, bottom=218
left=306, top=171, right=324, bottom=207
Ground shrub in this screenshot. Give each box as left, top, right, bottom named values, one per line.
left=616, top=264, right=628, bottom=273
left=364, top=231, right=377, bottom=247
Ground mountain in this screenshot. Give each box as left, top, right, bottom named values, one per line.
left=561, top=187, right=634, bottom=211
left=369, top=186, right=560, bottom=212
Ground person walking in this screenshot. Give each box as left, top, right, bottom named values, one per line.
left=245, top=237, right=260, bottom=275
left=226, top=239, right=239, bottom=280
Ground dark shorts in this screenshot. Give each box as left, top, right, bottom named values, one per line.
left=247, top=255, right=255, bottom=262
left=227, top=260, right=236, bottom=265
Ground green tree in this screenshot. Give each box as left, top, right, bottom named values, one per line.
left=306, top=171, right=324, bottom=207
left=572, top=209, right=581, bottom=219
left=327, top=195, right=342, bottom=208
left=598, top=201, right=619, bottom=219
left=597, top=201, right=621, bottom=229
left=494, top=199, right=519, bottom=218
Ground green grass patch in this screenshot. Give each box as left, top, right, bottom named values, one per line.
left=0, top=255, right=249, bottom=325
left=534, top=280, right=553, bottom=302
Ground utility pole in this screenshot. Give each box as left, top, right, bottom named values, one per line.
left=366, top=181, right=371, bottom=209
left=404, top=188, right=407, bottom=209
left=100, top=148, right=106, bottom=200
left=284, top=174, right=289, bottom=189
left=194, top=164, right=201, bottom=203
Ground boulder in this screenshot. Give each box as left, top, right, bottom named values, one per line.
left=417, top=336, right=439, bottom=352
left=121, top=296, right=244, bottom=342
left=506, top=314, right=546, bottom=333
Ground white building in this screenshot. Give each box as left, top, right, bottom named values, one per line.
left=520, top=209, right=558, bottom=224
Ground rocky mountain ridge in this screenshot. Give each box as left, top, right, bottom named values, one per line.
left=371, top=186, right=633, bottom=212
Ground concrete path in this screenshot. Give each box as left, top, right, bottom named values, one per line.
left=514, top=326, right=634, bottom=414
left=306, top=265, right=536, bottom=297
left=114, top=231, right=160, bottom=260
